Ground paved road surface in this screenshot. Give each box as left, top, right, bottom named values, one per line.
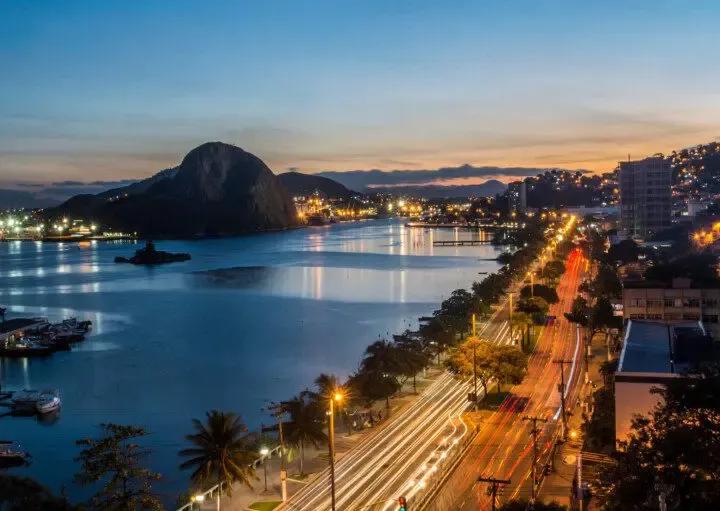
left=426, top=247, right=587, bottom=511
left=283, top=273, right=523, bottom=511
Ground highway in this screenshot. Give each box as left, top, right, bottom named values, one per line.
left=284, top=278, right=519, bottom=511
left=425, top=247, right=587, bottom=511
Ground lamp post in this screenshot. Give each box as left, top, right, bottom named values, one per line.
left=191, top=494, right=205, bottom=510
left=260, top=447, right=270, bottom=492
left=329, top=392, right=343, bottom=511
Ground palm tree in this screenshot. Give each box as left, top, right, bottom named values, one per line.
left=178, top=410, right=257, bottom=494
left=283, top=394, right=327, bottom=475
left=510, top=311, right=533, bottom=349
left=394, top=332, right=431, bottom=394
left=356, top=340, right=407, bottom=410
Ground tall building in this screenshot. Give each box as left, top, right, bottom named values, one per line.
left=619, top=156, right=672, bottom=239
left=508, top=180, right=527, bottom=214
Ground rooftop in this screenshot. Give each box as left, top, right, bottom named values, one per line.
left=618, top=320, right=712, bottom=374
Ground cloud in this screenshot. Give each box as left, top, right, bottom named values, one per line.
left=7, top=178, right=141, bottom=202
left=315, top=164, right=586, bottom=191
left=15, top=182, right=45, bottom=188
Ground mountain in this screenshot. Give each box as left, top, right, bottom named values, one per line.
left=367, top=180, right=508, bottom=199
left=47, top=142, right=299, bottom=237
left=99, top=167, right=179, bottom=199
left=0, top=189, right=60, bottom=210
left=277, top=172, right=354, bottom=198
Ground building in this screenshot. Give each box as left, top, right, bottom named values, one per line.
left=622, top=278, right=720, bottom=337
left=619, top=156, right=672, bottom=239
left=615, top=320, right=712, bottom=446
left=508, top=180, right=527, bottom=214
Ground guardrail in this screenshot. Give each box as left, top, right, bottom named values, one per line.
left=176, top=444, right=282, bottom=510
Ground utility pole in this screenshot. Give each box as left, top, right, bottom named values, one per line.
left=553, top=359, right=572, bottom=439
left=264, top=402, right=288, bottom=502
left=472, top=313, right=478, bottom=409
left=329, top=397, right=337, bottom=511
left=523, top=415, right=548, bottom=503
left=478, top=476, right=511, bottom=511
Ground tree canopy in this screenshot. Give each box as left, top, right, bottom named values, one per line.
left=608, top=239, right=640, bottom=265
left=0, top=475, right=78, bottom=511
left=594, top=364, right=720, bottom=510
left=520, top=284, right=559, bottom=304
left=74, top=423, right=163, bottom=510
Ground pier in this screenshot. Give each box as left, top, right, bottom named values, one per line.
left=432, top=239, right=492, bottom=246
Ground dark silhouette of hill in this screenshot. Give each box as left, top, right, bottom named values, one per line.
left=369, top=180, right=507, bottom=198
left=277, top=171, right=354, bottom=198
left=0, top=189, right=59, bottom=209
left=99, top=167, right=179, bottom=199
left=47, top=142, right=299, bottom=237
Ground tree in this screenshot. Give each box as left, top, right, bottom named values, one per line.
left=516, top=296, right=549, bottom=316
left=347, top=369, right=401, bottom=411
left=594, top=364, right=720, bottom=510
left=520, top=284, right=559, bottom=304
left=499, top=499, right=567, bottom=510
left=74, top=423, right=162, bottom=510
left=394, top=331, right=431, bottom=394
left=313, top=373, right=342, bottom=401
left=418, top=316, right=455, bottom=360
left=542, top=260, right=566, bottom=282
left=608, top=239, right=640, bottom=265
left=0, top=475, right=78, bottom=511
left=446, top=337, right=496, bottom=397
left=435, top=289, right=475, bottom=338
left=494, top=344, right=529, bottom=392
left=564, top=296, right=589, bottom=333
left=178, top=411, right=257, bottom=494
left=283, top=394, right=327, bottom=475
left=446, top=339, right=527, bottom=396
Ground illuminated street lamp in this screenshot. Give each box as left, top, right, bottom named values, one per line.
left=329, top=391, right=343, bottom=511
left=260, top=447, right=270, bottom=492
left=191, top=494, right=205, bottom=510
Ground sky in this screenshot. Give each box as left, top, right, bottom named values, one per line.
left=1, top=0, right=719, bottom=194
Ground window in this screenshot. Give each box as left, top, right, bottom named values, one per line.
left=684, top=313, right=700, bottom=321
left=703, top=298, right=719, bottom=308
left=703, top=315, right=719, bottom=324
left=685, top=299, right=700, bottom=308
left=665, top=299, right=675, bottom=307
left=647, top=299, right=662, bottom=308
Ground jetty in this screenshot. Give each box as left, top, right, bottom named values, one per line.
left=433, top=239, right=492, bottom=246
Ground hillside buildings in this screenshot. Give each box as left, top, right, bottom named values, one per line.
left=619, top=156, right=672, bottom=239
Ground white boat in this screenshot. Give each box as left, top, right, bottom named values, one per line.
left=0, top=441, right=29, bottom=467
left=36, top=390, right=61, bottom=414
left=10, top=389, right=41, bottom=405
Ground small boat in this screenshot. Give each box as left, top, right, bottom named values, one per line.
left=0, top=441, right=29, bottom=467
left=36, top=390, right=61, bottom=414
left=0, top=342, right=56, bottom=358
left=62, top=318, right=92, bottom=332
left=11, top=389, right=41, bottom=405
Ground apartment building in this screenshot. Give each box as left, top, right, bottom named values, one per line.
left=619, top=156, right=672, bottom=239
left=622, top=278, right=720, bottom=335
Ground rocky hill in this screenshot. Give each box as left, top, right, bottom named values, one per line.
left=277, top=172, right=354, bottom=198
left=47, top=142, right=299, bottom=237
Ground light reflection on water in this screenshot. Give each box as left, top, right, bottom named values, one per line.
left=0, top=220, right=500, bottom=502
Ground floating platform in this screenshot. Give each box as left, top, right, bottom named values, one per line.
left=433, top=240, right=492, bottom=246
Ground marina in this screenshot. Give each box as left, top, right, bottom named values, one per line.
left=432, top=239, right=492, bottom=246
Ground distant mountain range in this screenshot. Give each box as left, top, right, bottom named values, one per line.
left=0, top=189, right=59, bottom=209
left=47, top=142, right=300, bottom=237
left=367, top=180, right=507, bottom=198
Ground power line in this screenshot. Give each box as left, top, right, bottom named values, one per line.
left=477, top=476, right=512, bottom=511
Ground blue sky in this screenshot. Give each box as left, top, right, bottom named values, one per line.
left=1, top=0, right=719, bottom=188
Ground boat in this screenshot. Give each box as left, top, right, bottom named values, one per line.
left=36, top=390, right=61, bottom=414
left=62, top=318, right=92, bottom=332
left=307, top=214, right=330, bottom=226
left=0, top=341, right=57, bottom=359
left=10, top=389, right=41, bottom=405
left=0, top=441, right=29, bottom=467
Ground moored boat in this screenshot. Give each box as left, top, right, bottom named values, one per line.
left=10, top=389, right=41, bottom=405
left=36, top=390, right=61, bottom=414
left=0, top=441, right=29, bottom=467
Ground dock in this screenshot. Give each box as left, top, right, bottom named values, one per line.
left=433, top=240, right=492, bottom=246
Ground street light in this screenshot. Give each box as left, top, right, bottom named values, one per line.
left=260, top=447, right=270, bottom=492
left=191, top=494, right=205, bottom=510
left=329, top=391, right=343, bottom=511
